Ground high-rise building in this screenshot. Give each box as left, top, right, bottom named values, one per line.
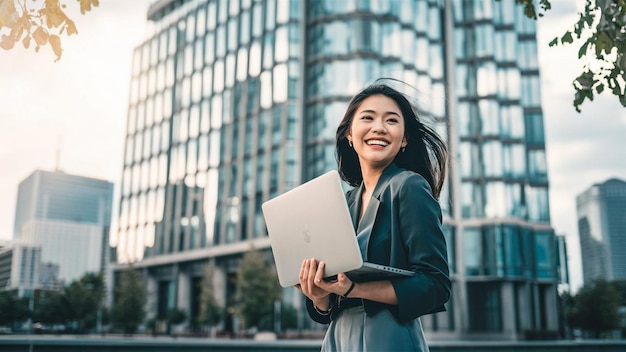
left=113, top=0, right=557, bottom=340
left=13, top=170, right=114, bottom=284
left=0, top=242, right=41, bottom=296
left=576, top=178, right=626, bottom=284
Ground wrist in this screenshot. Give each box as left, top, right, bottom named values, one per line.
left=342, top=281, right=356, bottom=298
left=313, top=297, right=330, bottom=311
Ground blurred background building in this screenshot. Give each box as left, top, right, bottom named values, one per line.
left=576, top=178, right=626, bottom=284
left=12, top=170, right=114, bottom=290
left=112, top=0, right=557, bottom=340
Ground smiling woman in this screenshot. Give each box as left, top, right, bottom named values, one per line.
left=297, top=79, right=450, bottom=352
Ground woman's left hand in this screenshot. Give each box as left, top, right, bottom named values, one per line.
left=309, top=260, right=355, bottom=298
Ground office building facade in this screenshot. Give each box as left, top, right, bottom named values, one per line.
left=576, top=178, right=626, bottom=284
left=13, top=170, right=114, bottom=284
left=114, top=0, right=557, bottom=339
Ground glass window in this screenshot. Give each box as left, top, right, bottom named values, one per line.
left=260, top=71, right=273, bottom=109
left=467, top=283, right=502, bottom=332
left=229, top=0, right=239, bottom=16
left=204, top=32, right=215, bottom=65
left=249, top=40, right=261, bottom=76
left=263, top=33, right=275, bottom=69
left=225, top=53, right=235, bottom=88
left=161, top=120, right=169, bottom=152
left=526, top=186, right=550, bottom=222
left=484, top=181, right=506, bottom=218
left=277, top=0, right=290, bottom=24
left=476, top=62, right=497, bottom=96
left=273, top=64, right=287, bottom=103
left=202, top=65, right=213, bottom=98
left=265, top=0, right=276, bottom=30
left=186, top=14, right=196, bottom=43
left=528, top=150, right=548, bottom=183
left=216, top=25, right=226, bottom=58
left=464, top=227, right=482, bottom=275
left=482, top=141, right=503, bottom=177
left=252, top=3, right=263, bottom=38
left=187, top=139, right=198, bottom=175
left=534, top=231, right=555, bottom=278
left=461, top=182, right=484, bottom=218
left=479, top=99, right=499, bottom=135
left=213, top=59, right=224, bottom=93
left=227, top=17, right=238, bottom=52
left=189, top=104, right=200, bottom=139
left=211, top=95, right=222, bottom=129
left=240, top=9, right=250, bottom=45
left=218, top=0, right=228, bottom=24
left=236, top=47, right=248, bottom=81
left=275, top=26, right=288, bottom=62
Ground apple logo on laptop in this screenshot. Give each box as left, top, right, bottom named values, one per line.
left=303, top=224, right=311, bottom=243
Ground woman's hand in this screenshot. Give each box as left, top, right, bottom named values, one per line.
left=295, top=258, right=356, bottom=310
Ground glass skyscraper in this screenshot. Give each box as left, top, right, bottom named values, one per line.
left=13, top=170, right=114, bottom=284
left=114, top=0, right=557, bottom=339
left=576, top=178, right=626, bottom=284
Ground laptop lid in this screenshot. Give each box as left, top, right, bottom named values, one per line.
left=262, top=170, right=364, bottom=287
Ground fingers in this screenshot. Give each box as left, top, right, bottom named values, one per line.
left=315, top=261, right=325, bottom=284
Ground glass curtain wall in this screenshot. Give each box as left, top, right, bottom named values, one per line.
left=116, top=0, right=302, bottom=263
left=452, top=0, right=555, bottom=334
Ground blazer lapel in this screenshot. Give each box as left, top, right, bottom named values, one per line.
left=355, top=164, right=401, bottom=261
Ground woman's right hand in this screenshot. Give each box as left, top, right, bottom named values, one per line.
left=297, top=258, right=331, bottom=309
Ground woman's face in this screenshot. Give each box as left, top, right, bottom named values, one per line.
left=346, top=94, right=407, bottom=172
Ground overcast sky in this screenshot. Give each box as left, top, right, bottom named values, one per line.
left=1, top=0, right=624, bottom=292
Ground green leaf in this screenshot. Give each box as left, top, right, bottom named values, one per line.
left=549, top=37, right=559, bottom=47
left=595, top=31, right=614, bottom=57
left=596, top=83, right=605, bottom=94
left=578, top=41, right=590, bottom=58
left=561, top=31, right=574, bottom=44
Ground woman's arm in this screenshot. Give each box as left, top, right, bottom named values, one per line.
left=390, top=174, right=451, bottom=322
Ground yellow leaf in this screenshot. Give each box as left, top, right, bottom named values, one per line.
left=78, top=0, right=100, bottom=15
left=0, top=0, right=17, bottom=28
left=0, top=33, right=15, bottom=50
left=41, top=2, right=66, bottom=29
left=33, top=26, right=49, bottom=46
left=65, top=18, right=77, bottom=35
left=49, top=33, right=62, bottom=61
left=22, top=34, right=30, bottom=48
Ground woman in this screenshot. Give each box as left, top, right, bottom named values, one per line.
left=297, top=81, right=451, bottom=351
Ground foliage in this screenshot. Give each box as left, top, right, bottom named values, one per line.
left=566, top=279, right=622, bottom=338
left=111, top=268, right=147, bottom=334
left=63, top=272, right=105, bottom=332
left=33, top=289, right=70, bottom=326
left=504, top=0, right=626, bottom=112
left=235, top=246, right=282, bottom=330
left=0, top=289, right=30, bottom=327
left=167, top=308, right=187, bottom=325
left=280, top=303, right=298, bottom=330
left=197, top=261, right=223, bottom=327
left=0, top=0, right=99, bottom=61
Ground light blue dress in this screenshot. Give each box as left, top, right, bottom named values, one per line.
left=321, top=305, right=429, bottom=352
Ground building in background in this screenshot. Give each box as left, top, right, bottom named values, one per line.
left=0, top=242, right=41, bottom=296
left=113, top=0, right=557, bottom=340
left=576, top=178, right=626, bottom=284
left=13, top=170, right=114, bottom=285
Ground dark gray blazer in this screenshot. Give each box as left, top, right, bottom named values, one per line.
left=306, top=163, right=451, bottom=324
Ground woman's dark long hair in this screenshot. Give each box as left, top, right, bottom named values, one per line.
left=335, top=81, right=448, bottom=199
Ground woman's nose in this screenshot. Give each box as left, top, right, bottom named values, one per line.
left=371, top=119, right=386, bottom=133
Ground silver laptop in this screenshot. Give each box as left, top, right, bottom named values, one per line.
left=262, top=170, right=414, bottom=287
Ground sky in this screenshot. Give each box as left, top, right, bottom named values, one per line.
left=1, top=0, right=625, bottom=292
